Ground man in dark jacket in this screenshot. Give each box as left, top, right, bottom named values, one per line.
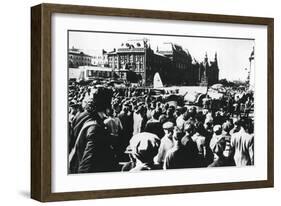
left=164, top=121, right=199, bottom=170
left=69, top=110, right=91, bottom=154
left=118, top=103, right=133, bottom=152
left=69, top=87, right=118, bottom=173
left=144, top=110, right=165, bottom=139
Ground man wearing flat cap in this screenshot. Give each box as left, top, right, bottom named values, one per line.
left=209, top=125, right=224, bottom=160
left=69, top=87, right=118, bottom=173
left=144, top=110, right=164, bottom=139
left=129, top=132, right=160, bottom=171
left=118, top=103, right=133, bottom=154
left=164, top=121, right=199, bottom=169
left=155, top=121, right=174, bottom=166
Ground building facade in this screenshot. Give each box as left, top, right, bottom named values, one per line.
left=68, top=47, right=93, bottom=68
left=107, top=39, right=172, bottom=86
left=107, top=40, right=219, bottom=86
left=91, top=49, right=109, bottom=67
left=157, top=43, right=193, bottom=85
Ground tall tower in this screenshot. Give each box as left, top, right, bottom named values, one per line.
left=214, top=52, right=218, bottom=66
left=204, top=52, right=208, bottom=64
left=214, top=52, right=219, bottom=82
left=199, top=52, right=208, bottom=86
left=248, top=47, right=255, bottom=90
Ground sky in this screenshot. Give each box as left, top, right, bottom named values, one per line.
left=69, top=31, right=255, bottom=81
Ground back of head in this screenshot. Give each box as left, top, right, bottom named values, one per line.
left=189, top=106, right=197, bottom=117
left=152, top=109, right=161, bottom=120
left=86, top=87, right=113, bottom=113
left=183, top=111, right=191, bottom=121
left=173, top=126, right=185, bottom=141
left=195, top=122, right=205, bottom=136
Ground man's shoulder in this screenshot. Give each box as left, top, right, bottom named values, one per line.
left=73, top=111, right=90, bottom=125
left=86, top=121, right=103, bottom=134
left=192, top=133, right=205, bottom=141
left=118, top=112, right=125, bottom=118
left=104, top=117, right=113, bottom=124
left=245, top=133, right=254, bottom=142
left=161, top=136, right=172, bottom=145
left=231, top=131, right=241, bottom=139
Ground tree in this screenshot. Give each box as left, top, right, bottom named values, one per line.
left=127, top=70, right=141, bottom=83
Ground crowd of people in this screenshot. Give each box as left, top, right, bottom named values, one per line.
left=68, top=82, right=254, bottom=173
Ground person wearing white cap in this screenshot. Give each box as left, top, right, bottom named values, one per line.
left=155, top=122, right=175, bottom=166
left=192, top=122, right=207, bottom=167
left=209, top=125, right=223, bottom=159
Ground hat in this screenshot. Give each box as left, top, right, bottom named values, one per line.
left=213, top=125, right=222, bottom=133
left=163, top=121, right=174, bottom=130
left=129, top=132, right=160, bottom=163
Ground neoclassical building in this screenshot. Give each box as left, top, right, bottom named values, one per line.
left=106, top=39, right=219, bottom=86
left=68, top=47, right=93, bottom=68
left=107, top=39, right=172, bottom=86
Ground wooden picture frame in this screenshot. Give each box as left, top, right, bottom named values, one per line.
left=31, top=3, right=274, bottom=202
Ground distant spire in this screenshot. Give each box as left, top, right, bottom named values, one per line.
left=204, top=52, right=208, bottom=62
left=213, top=52, right=218, bottom=68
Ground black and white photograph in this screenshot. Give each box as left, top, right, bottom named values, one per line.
left=67, top=30, right=255, bottom=174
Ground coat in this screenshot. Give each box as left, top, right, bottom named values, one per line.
left=69, top=112, right=118, bottom=173
left=230, top=128, right=254, bottom=166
